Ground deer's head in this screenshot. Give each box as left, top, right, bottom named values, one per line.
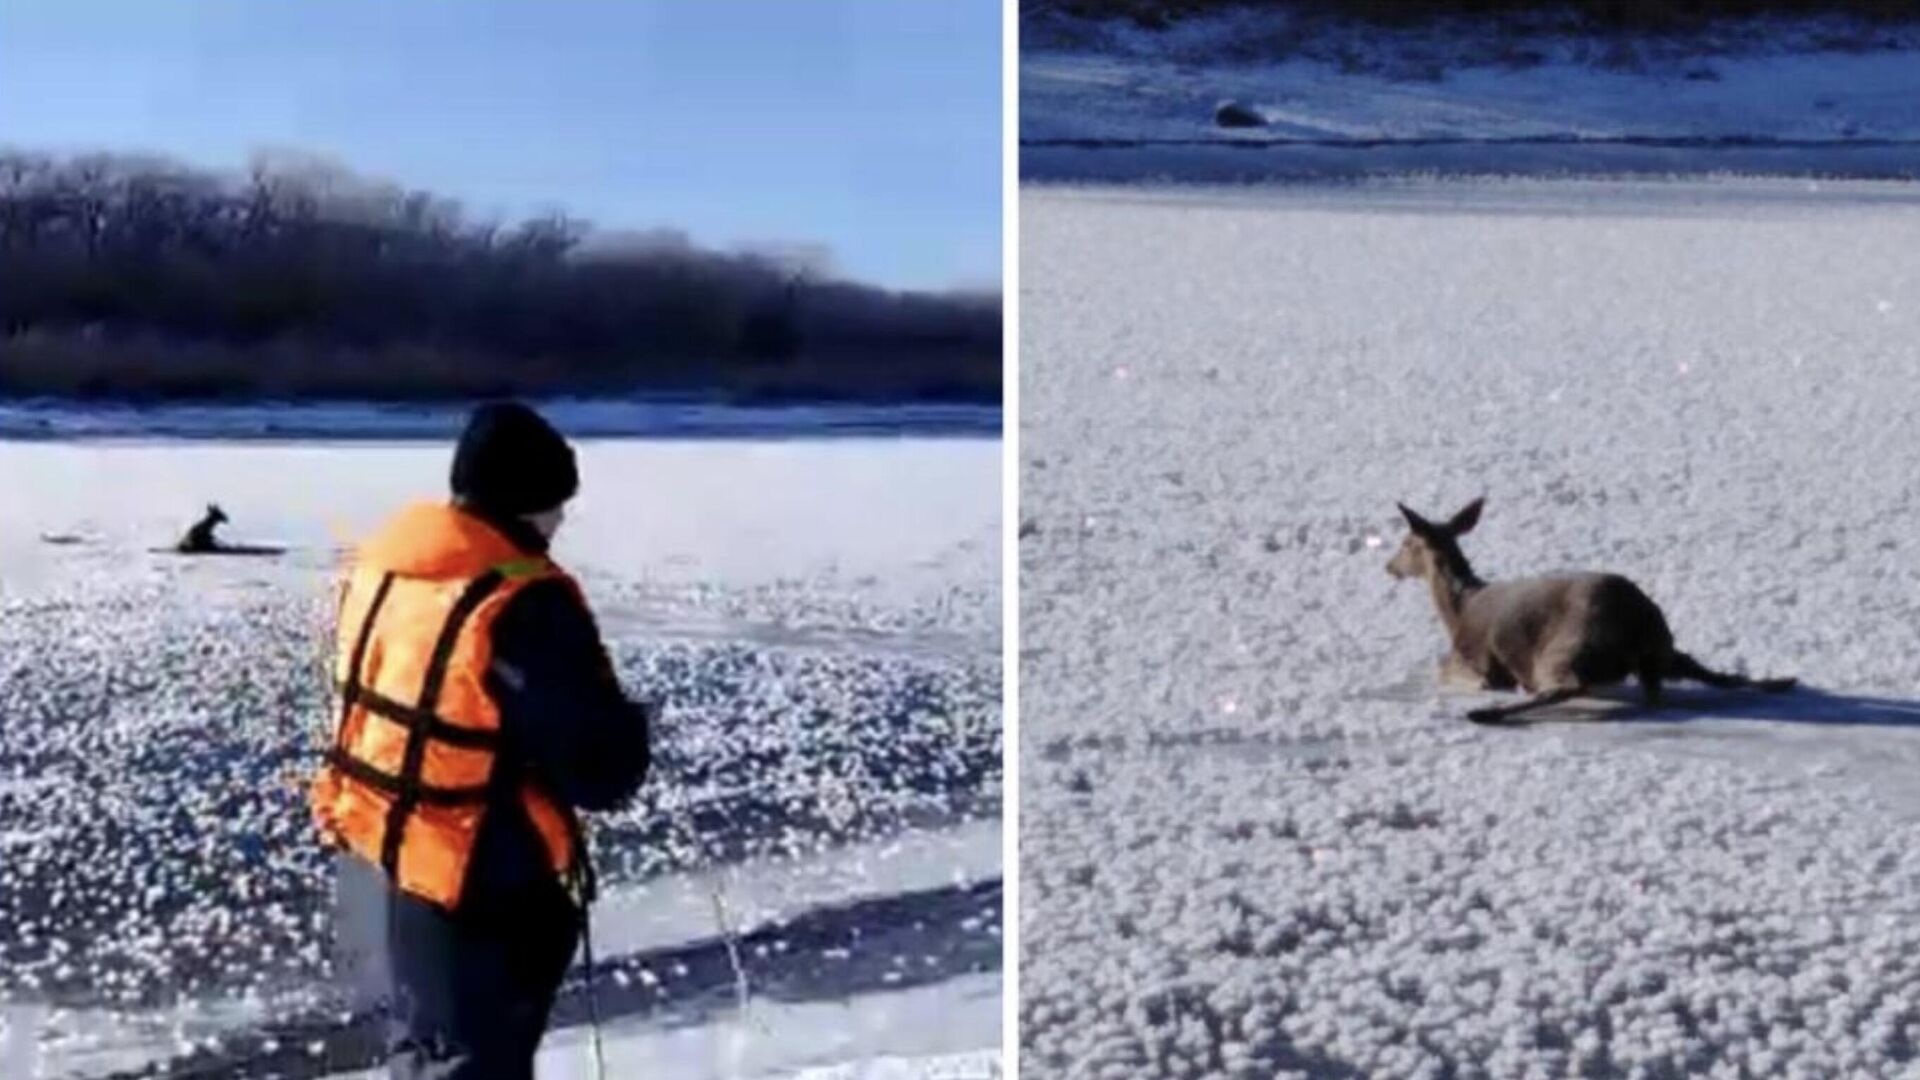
left=206, top=503, right=229, bottom=525
left=1387, top=497, right=1482, bottom=582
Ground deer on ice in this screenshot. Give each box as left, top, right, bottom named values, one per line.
left=1386, top=497, right=1794, bottom=724
left=175, top=503, right=229, bottom=553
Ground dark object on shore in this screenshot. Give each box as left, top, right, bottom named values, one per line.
left=176, top=504, right=230, bottom=553
left=40, top=533, right=87, bottom=546
left=1214, top=101, right=1266, bottom=129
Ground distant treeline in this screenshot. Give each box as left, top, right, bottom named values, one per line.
left=0, top=150, right=1000, bottom=402
left=1029, top=0, right=1919, bottom=29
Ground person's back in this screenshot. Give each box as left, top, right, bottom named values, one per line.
left=311, top=402, right=651, bottom=1078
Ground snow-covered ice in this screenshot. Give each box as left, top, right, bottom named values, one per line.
left=0, top=433, right=1001, bottom=1077
left=328, top=979, right=1002, bottom=1080
left=1020, top=178, right=1920, bottom=1078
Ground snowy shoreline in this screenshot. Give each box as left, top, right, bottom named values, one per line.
left=1024, top=16, right=1920, bottom=182
left=0, top=399, right=1001, bottom=443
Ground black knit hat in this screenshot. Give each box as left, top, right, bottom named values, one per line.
left=449, top=402, right=579, bottom=516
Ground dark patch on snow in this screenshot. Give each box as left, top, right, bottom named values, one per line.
left=1213, top=101, right=1267, bottom=129
left=107, top=877, right=1003, bottom=1079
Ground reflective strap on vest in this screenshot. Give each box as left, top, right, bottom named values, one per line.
left=379, top=568, right=504, bottom=876
left=493, top=557, right=550, bottom=580
left=335, top=571, right=396, bottom=754
left=332, top=567, right=508, bottom=877
left=333, top=681, right=504, bottom=751
left=323, top=747, right=492, bottom=805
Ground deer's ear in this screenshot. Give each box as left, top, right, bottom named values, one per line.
left=1397, top=503, right=1434, bottom=535
left=1447, top=497, right=1485, bottom=536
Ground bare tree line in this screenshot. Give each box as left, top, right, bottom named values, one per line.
left=0, top=149, right=999, bottom=402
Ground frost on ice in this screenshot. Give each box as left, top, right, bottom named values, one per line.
left=0, top=438, right=1003, bottom=1077
left=1021, top=179, right=1920, bottom=1078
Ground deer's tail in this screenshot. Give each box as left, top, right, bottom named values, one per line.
left=1668, top=649, right=1796, bottom=693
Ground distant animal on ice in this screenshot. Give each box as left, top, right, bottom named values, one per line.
left=1387, top=497, right=1795, bottom=724
left=176, top=504, right=230, bottom=553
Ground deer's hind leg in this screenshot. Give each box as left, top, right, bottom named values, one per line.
left=1471, top=638, right=1591, bottom=722
left=1440, top=651, right=1516, bottom=691
left=1467, top=688, right=1584, bottom=725
left=1638, top=656, right=1664, bottom=708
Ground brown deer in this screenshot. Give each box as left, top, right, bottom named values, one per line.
left=1387, top=498, right=1795, bottom=724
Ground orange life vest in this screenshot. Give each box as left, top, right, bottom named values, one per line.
left=310, top=501, right=583, bottom=910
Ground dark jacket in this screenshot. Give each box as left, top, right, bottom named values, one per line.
left=469, top=522, right=652, bottom=900
left=332, top=504, right=650, bottom=1078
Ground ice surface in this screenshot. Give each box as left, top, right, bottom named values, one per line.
left=325, top=979, right=1002, bottom=1080
left=1020, top=178, right=1920, bottom=1077
left=0, top=435, right=1001, bottom=1077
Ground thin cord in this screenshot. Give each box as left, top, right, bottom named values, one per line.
left=706, top=869, right=753, bottom=1021
left=581, top=907, right=607, bottom=1080
left=668, top=794, right=768, bottom=1036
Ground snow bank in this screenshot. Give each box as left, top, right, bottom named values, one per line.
left=1020, top=178, right=1920, bottom=1077
left=1023, top=17, right=1920, bottom=179
left=0, top=400, right=999, bottom=442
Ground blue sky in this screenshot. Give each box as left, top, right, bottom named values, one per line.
left=0, top=1, right=1002, bottom=291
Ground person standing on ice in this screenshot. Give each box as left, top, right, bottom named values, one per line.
left=310, top=401, right=651, bottom=1078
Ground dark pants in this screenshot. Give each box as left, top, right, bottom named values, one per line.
left=333, top=855, right=581, bottom=1080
